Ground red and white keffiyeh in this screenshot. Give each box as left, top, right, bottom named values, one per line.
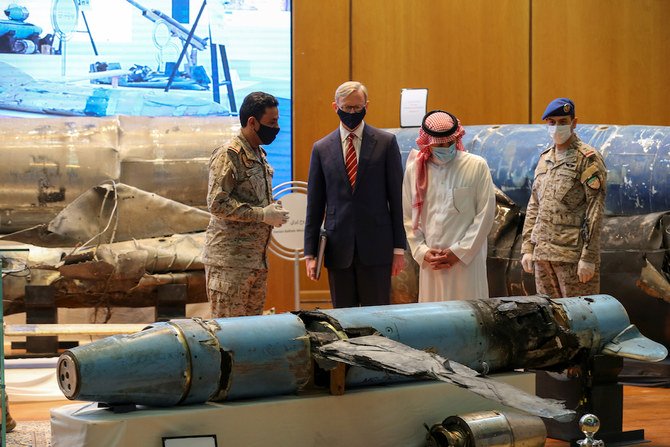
left=412, top=111, right=465, bottom=230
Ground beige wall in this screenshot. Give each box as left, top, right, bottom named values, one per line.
left=267, top=0, right=670, bottom=312
left=352, top=0, right=530, bottom=127
left=532, top=0, right=670, bottom=125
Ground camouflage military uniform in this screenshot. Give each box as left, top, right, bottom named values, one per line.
left=521, top=136, right=607, bottom=297
left=2, top=392, right=16, bottom=432
left=203, top=133, right=274, bottom=318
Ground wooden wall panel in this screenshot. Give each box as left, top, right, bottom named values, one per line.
left=292, top=0, right=351, bottom=182
left=532, top=0, right=670, bottom=125
left=351, top=0, right=530, bottom=127
left=268, top=0, right=351, bottom=311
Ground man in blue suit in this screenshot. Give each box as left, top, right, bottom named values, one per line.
left=304, top=81, right=406, bottom=308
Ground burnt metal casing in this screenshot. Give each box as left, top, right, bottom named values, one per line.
left=0, top=116, right=239, bottom=233
left=317, top=295, right=638, bottom=387
left=3, top=121, right=668, bottom=232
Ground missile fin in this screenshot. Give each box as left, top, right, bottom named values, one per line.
left=602, top=324, right=668, bottom=362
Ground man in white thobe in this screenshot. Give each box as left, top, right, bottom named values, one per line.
left=402, top=110, right=495, bottom=301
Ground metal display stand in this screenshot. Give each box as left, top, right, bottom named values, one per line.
left=269, top=181, right=308, bottom=310
left=51, top=0, right=80, bottom=76
left=163, top=0, right=238, bottom=112
left=537, top=354, right=646, bottom=446
left=79, top=9, right=98, bottom=56
left=209, top=42, right=237, bottom=112
left=0, top=248, right=29, bottom=447
left=164, top=0, right=207, bottom=93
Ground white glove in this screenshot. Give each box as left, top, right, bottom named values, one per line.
left=262, top=203, right=289, bottom=227
left=521, top=253, right=534, bottom=274
left=577, top=260, right=596, bottom=283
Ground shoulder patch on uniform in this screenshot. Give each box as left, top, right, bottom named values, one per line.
left=586, top=176, right=602, bottom=190
left=578, top=145, right=596, bottom=158
left=580, top=164, right=599, bottom=184
left=227, top=144, right=242, bottom=154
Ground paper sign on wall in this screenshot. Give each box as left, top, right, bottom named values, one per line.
left=400, top=88, right=428, bottom=127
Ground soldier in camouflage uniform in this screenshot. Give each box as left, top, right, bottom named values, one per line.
left=521, top=98, right=607, bottom=298
left=203, top=92, right=289, bottom=318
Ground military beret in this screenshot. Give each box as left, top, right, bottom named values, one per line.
left=542, top=97, right=575, bottom=120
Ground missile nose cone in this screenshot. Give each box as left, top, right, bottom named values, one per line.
left=55, top=319, right=222, bottom=406
left=57, top=353, right=79, bottom=399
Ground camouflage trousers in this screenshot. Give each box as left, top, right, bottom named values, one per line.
left=205, top=265, right=268, bottom=318
left=534, top=260, right=600, bottom=298
left=2, top=391, right=15, bottom=432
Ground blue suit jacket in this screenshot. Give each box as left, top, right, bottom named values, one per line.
left=304, top=124, right=406, bottom=269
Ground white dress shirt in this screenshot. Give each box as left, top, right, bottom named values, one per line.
left=339, top=121, right=365, bottom=160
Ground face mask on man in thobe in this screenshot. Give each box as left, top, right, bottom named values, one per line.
left=431, top=144, right=457, bottom=163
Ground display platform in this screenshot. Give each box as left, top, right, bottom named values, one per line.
left=5, top=357, right=61, bottom=402
left=51, top=372, right=534, bottom=447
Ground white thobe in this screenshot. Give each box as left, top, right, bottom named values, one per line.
left=402, top=150, right=496, bottom=301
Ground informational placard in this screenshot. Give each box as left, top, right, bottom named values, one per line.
left=400, top=88, right=428, bottom=127
left=51, top=0, right=80, bottom=36
left=271, top=192, right=307, bottom=251
left=163, top=434, right=217, bottom=447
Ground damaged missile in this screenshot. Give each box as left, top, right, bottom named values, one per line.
left=57, top=295, right=667, bottom=419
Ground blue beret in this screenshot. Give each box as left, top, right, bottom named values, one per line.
left=542, top=98, right=575, bottom=120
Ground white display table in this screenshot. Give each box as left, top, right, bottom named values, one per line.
left=51, top=372, right=534, bottom=447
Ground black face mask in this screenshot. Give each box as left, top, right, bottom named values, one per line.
left=337, top=107, right=366, bottom=130
left=256, top=123, right=280, bottom=145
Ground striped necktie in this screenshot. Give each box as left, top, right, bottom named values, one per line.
left=345, top=133, right=357, bottom=188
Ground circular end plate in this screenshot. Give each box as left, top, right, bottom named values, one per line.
left=57, top=353, right=79, bottom=399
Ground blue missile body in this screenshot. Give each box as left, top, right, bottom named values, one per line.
left=56, top=295, right=667, bottom=408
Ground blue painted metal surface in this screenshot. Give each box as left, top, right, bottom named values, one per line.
left=211, top=313, right=311, bottom=400
left=388, top=124, right=670, bottom=215
left=321, top=301, right=492, bottom=386
left=57, top=295, right=667, bottom=407
left=149, top=319, right=221, bottom=405
left=57, top=313, right=311, bottom=406
left=60, top=322, right=196, bottom=406
left=556, top=295, right=630, bottom=355
left=322, top=294, right=645, bottom=387
left=0, top=20, right=42, bottom=40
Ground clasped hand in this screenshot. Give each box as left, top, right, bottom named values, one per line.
left=424, top=248, right=459, bottom=270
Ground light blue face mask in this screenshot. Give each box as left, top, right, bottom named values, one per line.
left=432, top=144, right=457, bottom=163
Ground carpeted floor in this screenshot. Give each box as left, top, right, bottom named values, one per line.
left=6, top=421, right=50, bottom=447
